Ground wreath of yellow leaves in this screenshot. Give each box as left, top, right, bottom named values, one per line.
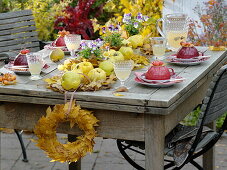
left=34, top=100, right=99, bottom=163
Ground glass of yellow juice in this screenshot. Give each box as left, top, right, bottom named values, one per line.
left=26, top=52, right=44, bottom=80
left=150, top=37, right=166, bottom=60
left=64, top=34, right=81, bottom=58
left=113, top=60, right=134, bottom=90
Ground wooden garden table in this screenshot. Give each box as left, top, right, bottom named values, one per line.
left=0, top=47, right=226, bottom=170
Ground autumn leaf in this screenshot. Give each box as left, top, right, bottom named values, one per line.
left=33, top=100, right=99, bottom=163
left=113, top=93, right=125, bottom=96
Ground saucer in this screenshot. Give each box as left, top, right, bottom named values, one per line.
left=44, top=44, right=68, bottom=52
left=4, top=62, right=49, bottom=75
left=134, top=72, right=184, bottom=88
left=166, top=55, right=210, bottom=66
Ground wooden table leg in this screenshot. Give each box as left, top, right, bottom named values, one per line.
left=68, top=134, right=81, bottom=170
left=203, top=122, right=216, bottom=170
left=144, top=114, right=165, bottom=170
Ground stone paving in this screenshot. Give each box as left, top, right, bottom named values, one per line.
left=0, top=132, right=226, bottom=170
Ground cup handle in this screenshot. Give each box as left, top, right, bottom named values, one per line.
left=156, top=18, right=165, bottom=38
left=169, top=68, right=175, bottom=76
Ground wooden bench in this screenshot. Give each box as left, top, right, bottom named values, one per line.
left=0, top=10, right=40, bottom=53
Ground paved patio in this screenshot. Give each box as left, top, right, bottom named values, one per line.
left=0, top=131, right=227, bottom=170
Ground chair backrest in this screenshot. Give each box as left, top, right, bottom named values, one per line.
left=176, top=65, right=227, bottom=168
left=188, top=65, right=227, bottom=156
left=0, top=10, right=40, bottom=53
left=199, top=65, right=227, bottom=127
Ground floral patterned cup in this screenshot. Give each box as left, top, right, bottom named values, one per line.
left=26, top=53, right=44, bottom=80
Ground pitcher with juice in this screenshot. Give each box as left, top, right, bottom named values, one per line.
left=156, top=13, right=189, bottom=51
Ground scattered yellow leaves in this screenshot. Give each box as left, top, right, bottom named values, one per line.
left=44, top=73, right=117, bottom=93
left=34, top=100, right=99, bottom=163
left=131, top=53, right=150, bottom=69
left=209, top=46, right=226, bottom=51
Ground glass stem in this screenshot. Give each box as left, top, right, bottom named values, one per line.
left=70, top=50, right=75, bottom=58
left=120, top=80, right=125, bottom=87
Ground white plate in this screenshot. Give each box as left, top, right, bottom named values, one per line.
left=166, top=55, right=210, bottom=66
left=134, top=72, right=185, bottom=88
left=4, top=62, right=49, bottom=75
left=139, top=73, right=185, bottom=83
left=166, top=60, right=206, bottom=66
left=134, top=77, right=175, bottom=87
left=167, top=55, right=211, bottom=62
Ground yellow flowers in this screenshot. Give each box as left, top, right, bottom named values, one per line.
left=34, top=101, right=99, bottom=163
left=25, top=0, right=72, bottom=41
left=103, top=0, right=164, bottom=38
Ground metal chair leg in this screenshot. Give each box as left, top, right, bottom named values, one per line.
left=190, top=160, right=203, bottom=170
left=14, top=129, right=28, bottom=162
left=117, top=140, right=145, bottom=170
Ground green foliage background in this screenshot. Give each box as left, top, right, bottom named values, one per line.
left=182, top=106, right=227, bottom=129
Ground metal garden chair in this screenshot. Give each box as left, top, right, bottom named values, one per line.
left=117, top=64, right=227, bottom=170
left=0, top=10, right=41, bottom=162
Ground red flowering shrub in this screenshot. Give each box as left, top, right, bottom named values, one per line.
left=54, top=0, right=96, bottom=40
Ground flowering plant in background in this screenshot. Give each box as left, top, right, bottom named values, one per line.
left=188, top=0, right=226, bottom=47
left=101, top=24, right=123, bottom=49
left=123, top=13, right=149, bottom=36
left=54, top=0, right=97, bottom=40
left=25, top=0, right=72, bottom=41
left=79, top=39, right=104, bottom=59
left=103, top=0, right=164, bottom=38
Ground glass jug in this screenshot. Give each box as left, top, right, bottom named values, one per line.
left=156, top=13, right=189, bottom=51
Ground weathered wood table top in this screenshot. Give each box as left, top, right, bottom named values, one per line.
left=0, top=47, right=225, bottom=113
left=0, top=47, right=226, bottom=170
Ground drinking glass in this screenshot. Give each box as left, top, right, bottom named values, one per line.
left=64, top=34, right=81, bottom=58
left=150, top=37, right=166, bottom=60
left=114, top=60, right=134, bottom=90
left=156, top=13, right=189, bottom=51
left=26, top=52, right=44, bottom=80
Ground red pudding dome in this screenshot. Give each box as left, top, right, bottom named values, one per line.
left=13, top=49, right=30, bottom=67
left=176, top=42, right=199, bottom=59
left=52, top=30, right=70, bottom=47
left=145, top=61, right=174, bottom=80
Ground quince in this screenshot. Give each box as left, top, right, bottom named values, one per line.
left=76, top=62, right=94, bottom=75
left=109, top=51, right=124, bottom=63
left=61, top=71, right=81, bottom=90
left=122, top=39, right=131, bottom=46
left=128, top=35, right=144, bottom=49
left=49, top=48, right=65, bottom=62
left=119, top=46, right=134, bottom=60
left=103, top=49, right=116, bottom=58
left=88, top=68, right=106, bottom=82
left=99, top=60, right=114, bottom=76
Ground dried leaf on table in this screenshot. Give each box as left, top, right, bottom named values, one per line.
left=115, top=86, right=128, bottom=92
left=113, top=93, right=124, bottom=96
left=44, top=73, right=117, bottom=93
left=140, top=44, right=153, bottom=56
left=44, top=76, right=61, bottom=84
left=131, top=53, right=150, bottom=69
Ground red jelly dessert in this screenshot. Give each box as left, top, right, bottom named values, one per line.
left=52, top=30, right=69, bottom=47
left=176, top=42, right=199, bottom=59
left=13, top=49, right=30, bottom=66
left=145, top=61, right=174, bottom=80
